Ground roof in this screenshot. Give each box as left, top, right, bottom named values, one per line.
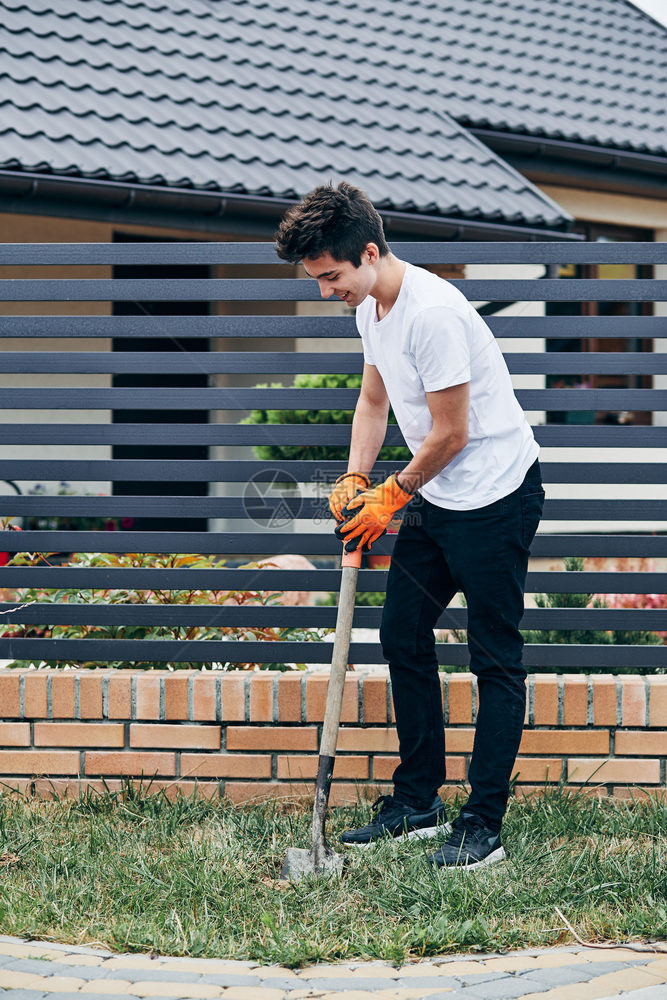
left=0, top=1, right=664, bottom=231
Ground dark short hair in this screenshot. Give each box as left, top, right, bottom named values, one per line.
left=274, top=181, right=390, bottom=266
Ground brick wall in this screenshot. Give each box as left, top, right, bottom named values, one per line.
left=0, top=669, right=665, bottom=803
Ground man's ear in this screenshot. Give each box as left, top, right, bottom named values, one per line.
left=364, top=242, right=380, bottom=264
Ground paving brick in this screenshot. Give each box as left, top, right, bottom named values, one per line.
left=649, top=677, right=667, bottom=727
left=276, top=754, right=368, bottom=780
left=614, top=730, right=666, bottom=755
left=84, top=751, right=176, bottom=777
left=0, top=750, right=79, bottom=774
left=24, top=674, right=47, bottom=718
left=447, top=674, right=473, bottom=724
left=107, top=673, right=132, bottom=720
left=215, top=988, right=283, bottom=1000
left=363, top=677, right=387, bottom=724
left=221, top=674, right=246, bottom=722
left=515, top=961, right=629, bottom=988
left=135, top=674, right=161, bottom=720
left=567, top=757, right=660, bottom=784
left=277, top=673, right=302, bottom=723
left=79, top=674, right=104, bottom=719
left=0, top=990, right=50, bottom=1000
left=78, top=984, right=136, bottom=995
left=1, top=958, right=76, bottom=976
left=130, top=724, right=220, bottom=750
left=306, top=674, right=358, bottom=723
left=34, top=723, right=124, bottom=748
left=592, top=676, right=617, bottom=726
left=181, top=753, right=271, bottom=779
left=562, top=676, right=587, bottom=726
left=518, top=731, right=609, bottom=755
left=620, top=675, right=647, bottom=727
left=336, top=728, right=399, bottom=753
left=0, top=722, right=30, bottom=747
left=0, top=673, right=20, bottom=718
left=249, top=672, right=277, bottom=722
left=393, top=975, right=460, bottom=990
left=129, top=982, right=222, bottom=997
left=51, top=673, right=75, bottom=718
left=34, top=974, right=88, bottom=991
left=459, top=975, right=548, bottom=998
left=533, top=674, right=559, bottom=725
left=96, top=969, right=211, bottom=984
left=197, top=973, right=261, bottom=987
left=192, top=674, right=217, bottom=722
left=164, top=673, right=189, bottom=721
left=226, top=726, right=317, bottom=751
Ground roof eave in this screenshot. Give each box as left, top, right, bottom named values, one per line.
left=0, top=169, right=581, bottom=242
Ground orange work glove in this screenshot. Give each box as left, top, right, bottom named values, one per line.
left=335, top=473, right=415, bottom=553
left=329, top=471, right=370, bottom=522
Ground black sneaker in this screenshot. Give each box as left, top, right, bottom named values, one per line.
left=428, top=811, right=506, bottom=871
left=340, top=794, right=450, bottom=847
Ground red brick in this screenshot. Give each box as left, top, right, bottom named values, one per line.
left=649, top=677, right=667, bottom=727
left=305, top=674, right=358, bottom=723
left=192, top=673, right=217, bottom=722
left=445, top=728, right=475, bottom=753
left=278, top=672, right=302, bottom=722
left=514, top=784, right=608, bottom=801
left=519, top=730, right=609, bottom=755
left=375, top=755, right=466, bottom=783
left=223, top=781, right=381, bottom=806
left=448, top=673, right=473, bottom=724
left=85, top=751, right=175, bottom=777
left=0, top=674, right=20, bottom=717
left=221, top=673, right=246, bottom=721
left=438, top=782, right=471, bottom=802
left=620, top=676, right=646, bottom=727
left=512, top=757, right=563, bottom=783
left=614, top=731, right=666, bottom=756
left=563, top=675, right=588, bottom=725
left=567, top=757, right=660, bottom=784
left=136, top=673, right=161, bottom=720
left=612, top=786, right=666, bottom=802
left=79, top=673, right=103, bottom=719
left=164, top=673, right=189, bottom=721
left=336, top=727, right=399, bottom=753
left=24, top=674, right=47, bottom=718
left=0, top=778, right=32, bottom=797
left=276, top=755, right=368, bottom=780
left=250, top=672, right=276, bottom=722
left=0, top=750, right=79, bottom=774
left=51, top=673, right=75, bottom=718
left=34, top=723, right=124, bottom=748
left=593, top=676, right=617, bottom=726
left=363, top=676, right=387, bottom=724
left=181, top=753, right=271, bottom=779
left=226, top=726, right=317, bottom=751
left=533, top=674, right=559, bottom=725
left=108, top=673, right=132, bottom=719
left=33, top=777, right=219, bottom=802
left=0, top=723, right=30, bottom=747
left=130, top=723, right=220, bottom=750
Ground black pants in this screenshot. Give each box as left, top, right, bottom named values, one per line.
left=379, top=458, right=545, bottom=832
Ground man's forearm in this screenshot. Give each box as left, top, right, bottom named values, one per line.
left=347, top=400, right=388, bottom=476
left=394, top=428, right=467, bottom=495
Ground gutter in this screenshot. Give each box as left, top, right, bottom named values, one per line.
left=0, top=168, right=582, bottom=242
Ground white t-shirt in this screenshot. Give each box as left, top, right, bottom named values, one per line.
left=355, top=260, right=539, bottom=510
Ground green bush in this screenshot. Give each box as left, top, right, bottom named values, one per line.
left=240, top=372, right=411, bottom=462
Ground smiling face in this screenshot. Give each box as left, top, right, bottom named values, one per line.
left=302, top=244, right=380, bottom=308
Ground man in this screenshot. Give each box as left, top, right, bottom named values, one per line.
left=275, top=181, right=545, bottom=871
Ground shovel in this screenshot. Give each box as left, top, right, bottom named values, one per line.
left=281, top=543, right=362, bottom=881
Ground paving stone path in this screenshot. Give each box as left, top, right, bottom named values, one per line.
left=1, top=935, right=666, bottom=1000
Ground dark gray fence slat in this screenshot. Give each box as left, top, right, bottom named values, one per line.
left=0, top=602, right=664, bottom=630
left=0, top=388, right=664, bottom=410
left=2, top=532, right=667, bottom=559
left=0, top=637, right=664, bottom=667
left=1, top=241, right=666, bottom=266
left=1, top=315, right=665, bottom=339
left=1, top=497, right=665, bottom=521
left=1, top=279, right=666, bottom=302
left=0, top=567, right=662, bottom=593
left=1, top=459, right=666, bottom=484
left=1, top=351, right=665, bottom=376
left=1, top=423, right=666, bottom=447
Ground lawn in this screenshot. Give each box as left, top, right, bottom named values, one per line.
left=0, top=782, right=664, bottom=967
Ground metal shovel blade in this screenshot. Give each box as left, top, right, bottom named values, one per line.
left=280, top=845, right=345, bottom=882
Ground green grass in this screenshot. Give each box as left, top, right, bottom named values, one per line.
left=0, top=781, right=665, bottom=967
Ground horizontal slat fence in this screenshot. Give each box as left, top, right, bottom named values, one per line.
left=0, top=241, right=665, bottom=670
